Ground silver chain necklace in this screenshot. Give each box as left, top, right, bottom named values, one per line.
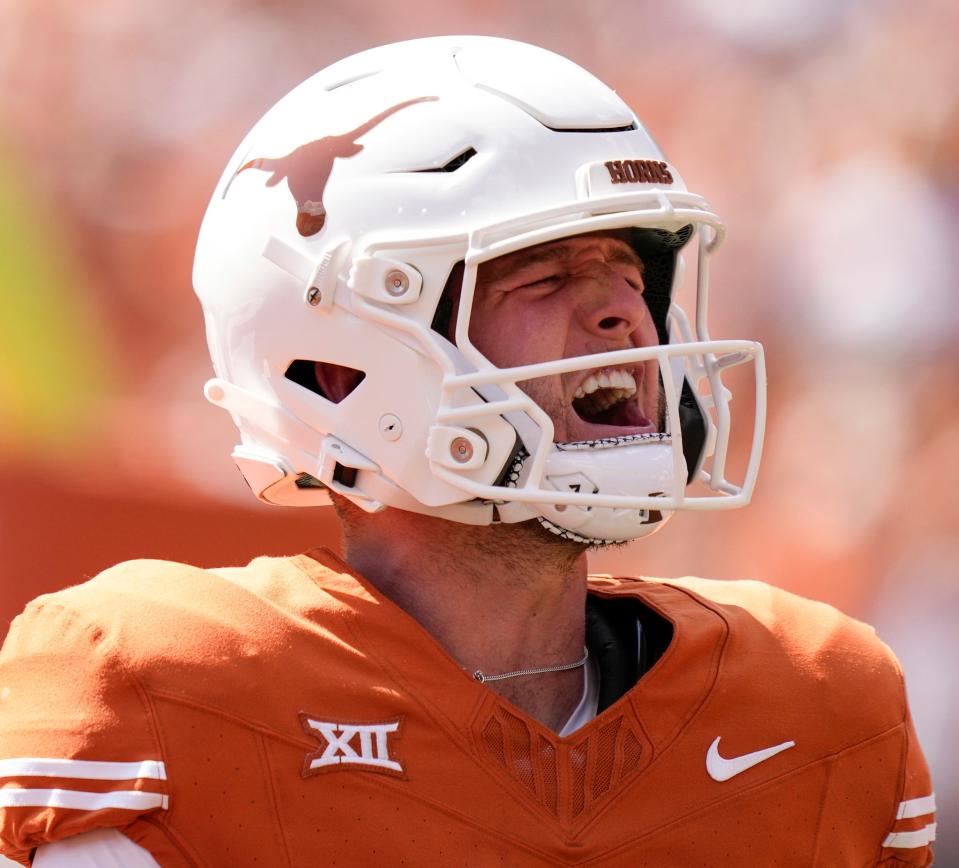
left=472, top=646, right=589, bottom=684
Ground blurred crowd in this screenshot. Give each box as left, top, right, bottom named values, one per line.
left=1, top=0, right=956, bottom=857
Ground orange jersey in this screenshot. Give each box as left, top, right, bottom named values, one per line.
left=0, top=550, right=934, bottom=866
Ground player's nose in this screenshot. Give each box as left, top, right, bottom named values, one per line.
left=575, top=269, right=650, bottom=342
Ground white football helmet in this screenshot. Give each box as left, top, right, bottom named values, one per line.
left=193, top=36, right=765, bottom=544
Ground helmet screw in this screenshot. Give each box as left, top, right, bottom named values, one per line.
left=385, top=270, right=409, bottom=296
left=450, top=436, right=474, bottom=464
left=306, top=286, right=322, bottom=306
left=379, top=413, right=403, bottom=441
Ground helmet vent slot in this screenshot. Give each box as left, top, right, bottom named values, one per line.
left=285, top=359, right=366, bottom=404
left=543, top=123, right=636, bottom=133
left=413, top=147, right=477, bottom=173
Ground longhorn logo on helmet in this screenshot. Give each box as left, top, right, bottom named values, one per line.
left=234, top=97, right=437, bottom=236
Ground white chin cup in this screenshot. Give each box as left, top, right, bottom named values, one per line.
left=509, top=435, right=680, bottom=544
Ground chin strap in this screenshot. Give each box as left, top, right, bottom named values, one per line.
left=553, top=432, right=670, bottom=451
left=500, top=437, right=673, bottom=545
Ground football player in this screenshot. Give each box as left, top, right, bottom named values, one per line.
left=0, top=36, right=934, bottom=866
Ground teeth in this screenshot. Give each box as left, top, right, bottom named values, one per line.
left=574, top=369, right=637, bottom=399
left=573, top=369, right=637, bottom=414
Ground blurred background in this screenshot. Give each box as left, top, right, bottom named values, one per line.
left=1, top=0, right=955, bottom=859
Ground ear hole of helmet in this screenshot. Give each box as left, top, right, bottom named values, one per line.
left=285, top=359, right=366, bottom=404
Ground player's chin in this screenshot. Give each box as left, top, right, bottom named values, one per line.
left=509, top=518, right=591, bottom=555
left=525, top=518, right=632, bottom=554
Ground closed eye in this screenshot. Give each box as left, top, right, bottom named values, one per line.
left=612, top=265, right=644, bottom=292
left=520, top=272, right=642, bottom=292
left=520, top=274, right=562, bottom=289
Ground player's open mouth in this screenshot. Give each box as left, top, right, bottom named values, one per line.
left=570, top=367, right=657, bottom=433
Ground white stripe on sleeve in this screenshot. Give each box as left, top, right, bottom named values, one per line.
left=896, top=793, right=936, bottom=819
left=0, top=758, right=166, bottom=781
left=0, top=788, right=167, bottom=812
left=883, top=822, right=937, bottom=849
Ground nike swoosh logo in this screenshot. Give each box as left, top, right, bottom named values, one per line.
left=706, top=736, right=796, bottom=782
